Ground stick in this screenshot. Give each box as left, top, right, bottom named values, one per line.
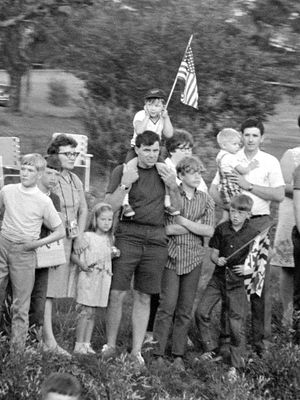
left=225, top=224, right=274, bottom=262
left=165, top=34, right=194, bottom=109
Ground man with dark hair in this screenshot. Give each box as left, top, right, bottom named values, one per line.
left=102, top=130, right=180, bottom=369
left=209, top=117, right=285, bottom=355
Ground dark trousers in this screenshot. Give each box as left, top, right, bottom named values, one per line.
left=292, top=226, right=300, bottom=342
left=153, top=266, right=201, bottom=357
left=29, top=267, right=49, bottom=328
left=195, top=274, right=247, bottom=368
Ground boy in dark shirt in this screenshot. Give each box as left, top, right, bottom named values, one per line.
left=195, top=194, right=259, bottom=381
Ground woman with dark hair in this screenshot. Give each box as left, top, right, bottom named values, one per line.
left=43, top=134, right=88, bottom=355
left=272, top=116, right=300, bottom=327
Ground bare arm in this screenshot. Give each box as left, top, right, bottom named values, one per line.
left=105, top=165, right=139, bottom=212
left=157, top=166, right=181, bottom=210
left=73, top=187, right=89, bottom=255
left=134, top=113, right=151, bottom=135
left=294, top=189, right=300, bottom=232
left=70, top=252, right=89, bottom=272
left=235, top=175, right=285, bottom=202
left=210, top=248, right=227, bottom=266
left=280, top=149, right=295, bottom=196
left=23, top=223, right=65, bottom=251
left=235, top=159, right=258, bottom=175
left=209, top=183, right=225, bottom=208
left=166, top=223, right=189, bottom=235
left=161, top=108, right=173, bottom=138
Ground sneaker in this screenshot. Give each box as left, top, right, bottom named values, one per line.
left=173, top=356, right=185, bottom=372
left=165, top=206, right=180, bottom=216
left=228, top=367, right=238, bottom=383
left=196, top=350, right=222, bottom=362
left=101, top=344, right=117, bottom=360
left=43, top=343, right=71, bottom=358
left=74, top=343, right=88, bottom=355
left=122, top=204, right=135, bottom=218
left=85, top=343, right=96, bottom=355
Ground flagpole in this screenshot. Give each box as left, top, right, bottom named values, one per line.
left=165, top=34, right=194, bottom=109
left=225, top=224, right=273, bottom=262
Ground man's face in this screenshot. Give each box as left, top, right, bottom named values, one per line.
left=242, top=127, right=263, bottom=153
left=20, top=164, right=41, bottom=188
left=40, top=167, right=60, bottom=191
left=135, top=142, right=160, bottom=168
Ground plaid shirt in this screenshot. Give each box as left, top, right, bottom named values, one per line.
left=166, top=187, right=215, bottom=275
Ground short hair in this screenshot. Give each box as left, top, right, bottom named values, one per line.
left=135, top=130, right=161, bottom=148
left=166, top=129, right=194, bottom=154
left=230, top=194, right=253, bottom=212
left=47, top=134, right=78, bottom=155
left=88, top=202, right=113, bottom=234
left=240, top=117, right=264, bottom=136
left=216, top=128, right=241, bottom=146
left=21, top=153, right=46, bottom=172
left=45, top=154, right=62, bottom=172
left=176, top=155, right=205, bottom=176
left=41, top=372, right=81, bottom=399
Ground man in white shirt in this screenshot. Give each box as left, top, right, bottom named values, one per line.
left=209, top=117, right=285, bottom=355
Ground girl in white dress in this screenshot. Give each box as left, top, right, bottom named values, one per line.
left=71, top=203, right=119, bottom=354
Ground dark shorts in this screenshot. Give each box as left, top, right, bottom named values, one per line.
left=111, top=222, right=168, bottom=294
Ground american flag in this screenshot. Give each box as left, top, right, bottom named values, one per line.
left=243, top=229, right=270, bottom=301
left=177, top=45, right=198, bottom=109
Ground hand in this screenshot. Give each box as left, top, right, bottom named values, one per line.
left=80, top=262, right=91, bottom=272
left=157, top=166, right=177, bottom=189
left=121, top=163, right=139, bottom=187
left=161, top=107, right=169, bottom=119
left=73, top=235, right=88, bottom=255
left=111, top=246, right=120, bottom=258
left=216, top=257, right=227, bottom=266
left=22, top=240, right=39, bottom=251
left=249, top=159, right=259, bottom=170
left=232, top=264, right=244, bottom=276
left=144, top=105, right=150, bottom=117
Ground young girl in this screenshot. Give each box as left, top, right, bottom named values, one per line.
left=71, top=202, right=120, bottom=354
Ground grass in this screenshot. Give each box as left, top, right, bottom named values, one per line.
left=0, top=79, right=300, bottom=398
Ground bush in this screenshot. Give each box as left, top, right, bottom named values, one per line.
left=48, top=79, right=70, bottom=107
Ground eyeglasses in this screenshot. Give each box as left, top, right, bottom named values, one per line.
left=176, top=146, right=192, bottom=152
left=58, top=152, right=80, bottom=159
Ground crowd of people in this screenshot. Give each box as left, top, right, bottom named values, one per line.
left=0, top=88, right=299, bottom=387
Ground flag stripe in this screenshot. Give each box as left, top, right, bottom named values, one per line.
left=177, top=46, right=198, bottom=109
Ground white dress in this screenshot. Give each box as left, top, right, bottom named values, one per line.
left=76, top=232, right=112, bottom=307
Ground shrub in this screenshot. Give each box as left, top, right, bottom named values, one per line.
left=48, top=79, right=70, bottom=107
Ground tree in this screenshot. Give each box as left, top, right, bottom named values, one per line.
left=0, top=0, right=93, bottom=112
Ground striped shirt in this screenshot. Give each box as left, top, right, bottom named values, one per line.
left=166, top=187, right=215, bottom=275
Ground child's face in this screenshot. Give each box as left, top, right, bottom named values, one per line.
left=222, top=138, right=241, bottom=154
left=96, top=210, right=113, bottom=233
left=229, top=207, right=250, bottom=228
left=44, top=393, right=79, bottom=400
left=40, top=167, right=60, bottom=191
left=20, top=164, right=41, bottom=188
left=145, top=99, right=164, bottom=118
left=179, top=168, right=202, bottom=189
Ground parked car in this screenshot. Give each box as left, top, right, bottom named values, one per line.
left=0, top=84, right=10, bottom=106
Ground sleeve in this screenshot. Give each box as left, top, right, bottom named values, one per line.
left=200, top=193, right=215, bottom=227
left=106, top=165, right=123, bottom=194
left=293, top=165, right=300, bottom=190
left=133, top=110, right=146, bottom=127
left=43, top=197, right=62, bottom=229
left=268, top=156, right=285, bottom=187
left=209, top=224, right=221, bottom=250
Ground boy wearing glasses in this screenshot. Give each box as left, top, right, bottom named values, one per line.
left=195, top=194, right=259, bottom=381
left=153, top=156, right=214, bottom=371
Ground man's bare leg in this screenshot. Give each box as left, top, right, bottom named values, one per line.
left=131, top=290, right=150, bottom=355
left=106, top=289, right=127, bottom=348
